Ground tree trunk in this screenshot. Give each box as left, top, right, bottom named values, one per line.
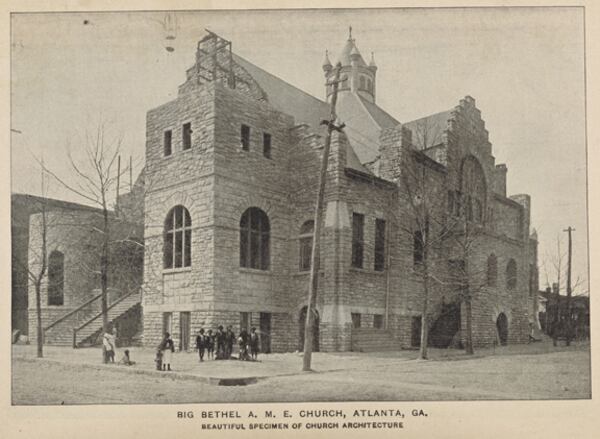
left=419, top=269, right=429, bottom=360
left=35, top=280, right=43, bottom=358
left=101, top=207, right=109, bottom=333
left=464, top=295, right=474, bottom=355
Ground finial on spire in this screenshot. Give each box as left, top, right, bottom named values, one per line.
left=369, top=51, right=377, bottom=68
left=348, top=25, right=353, bottom=40
left=322, top=49, right=332, bottom=72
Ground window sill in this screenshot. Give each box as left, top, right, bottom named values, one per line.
left=349, top=267, right=386, bottom=276
left=239, top=267, right=272, bottom=275
left=294, top=270, right=324, bottom=277
left=163, top=267, right=192, bottom=275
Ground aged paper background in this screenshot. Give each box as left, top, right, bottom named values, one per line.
left=0, top=0, right=598, bottom=437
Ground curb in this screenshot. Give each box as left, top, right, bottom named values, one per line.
left=14, top=356, right=262, bottom=386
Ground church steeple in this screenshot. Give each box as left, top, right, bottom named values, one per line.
left=324, top=27, right=377, bottom=103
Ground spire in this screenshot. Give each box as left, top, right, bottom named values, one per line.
left=348, top=25, right=353, bottom=41
left=322, top=49, right=332, bottom=72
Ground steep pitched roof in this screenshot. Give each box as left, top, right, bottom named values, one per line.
left=232, top=54, right=330, bottom=132
left=358, top=95, right=400, bottom=128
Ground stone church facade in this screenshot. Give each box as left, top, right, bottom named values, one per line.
left=141, top=31, right=538, bottom=352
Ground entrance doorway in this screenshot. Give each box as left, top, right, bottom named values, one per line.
left=496, top=312, right=508, bottom=345
left=299, top=306, right=319, bottom=352
left=260, top=313, right=271, bottom=353
left=179, top=312, right=190, bottom=351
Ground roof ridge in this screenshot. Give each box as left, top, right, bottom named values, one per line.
left=232, top=53, right=328, bottom=108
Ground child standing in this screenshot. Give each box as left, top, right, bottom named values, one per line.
left=158, top=332, right=175, bottom=371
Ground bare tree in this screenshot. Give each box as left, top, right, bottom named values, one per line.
left=397, top=147, right=457, bottom=360
left=42, top=122, right=128, bottom=334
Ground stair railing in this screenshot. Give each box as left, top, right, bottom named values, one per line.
left=43, top=292, right=103, bottom=342
left=72, top=290, right=141, bottom=348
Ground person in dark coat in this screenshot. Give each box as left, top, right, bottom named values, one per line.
left=215, top=325, right=226, bottom=360
left=206, top=329, right=215, bottom=359
left=158, top=332, right=175, bottom=371
left=225, top=326, right=235, bottom=359
left=249, top=327, right=260, bottom=361
left=196, top=328, right=206, bottom=362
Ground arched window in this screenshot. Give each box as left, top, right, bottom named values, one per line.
left=460, top=156, right=487, bottom=223
left=240, top=207, right=270, bottom=270
left=506, top=259, right=517, bottom=290
left=359, top=76, right=366, bottom=90
left=47, top=250, right=64, bottom=306
left=164, top=205, right=192, bottom=269
left=298, top=220, right=314, bottom=272
left=367, top=78, right=373, bottom=93
left=487, top=254, right=498, bottom=287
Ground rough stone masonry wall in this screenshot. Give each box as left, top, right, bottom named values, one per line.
left=142, top=83, right=217, bottom=348
left=443, top=96, right=531, bottom=347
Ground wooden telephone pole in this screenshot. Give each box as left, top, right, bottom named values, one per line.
left=563, top=226, right=575, bottom=346
left=302, top=62, right=345, bottom=372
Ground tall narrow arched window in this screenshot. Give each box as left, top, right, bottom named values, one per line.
left=164, top=205, right=192, bottom=269
left=359, top=76, right=366, bottom=90
left=506, top=258, right=517, bottom=290
left=367, top=78, right=373, bottom=93
left=240, top=207, right=270, bottom=270
left=47, top=250, right=64, bottom=306
left=298, top=220, right=314, bottom=272
left=460, top=156, right=487, bottom=223
left=487, top=254, right=498, bottom=287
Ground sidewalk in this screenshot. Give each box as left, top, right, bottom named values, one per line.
left=11, top=344, right=413, bottom=383
left=12, top=339, right=586, bottom=384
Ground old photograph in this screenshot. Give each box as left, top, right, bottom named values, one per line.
left=10, top=7, right=590, bottom=406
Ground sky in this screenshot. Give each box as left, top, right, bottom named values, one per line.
left=10, top=8, right=587, bottom=292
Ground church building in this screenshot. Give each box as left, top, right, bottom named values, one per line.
left=141, top=30, right=539, bottom=352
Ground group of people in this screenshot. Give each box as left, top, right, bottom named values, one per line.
left=195, top=325, right=260, bottom=362
left=101, top=325, right=261, bottom=373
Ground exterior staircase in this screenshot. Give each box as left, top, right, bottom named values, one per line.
left=43, top=290, right=141, bottom=348
left=351, top=328, right=401, bottom=352
left=73, top=291, right=141, bottom=347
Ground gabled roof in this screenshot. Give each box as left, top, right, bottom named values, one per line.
left=232, top=54, right=330, bottom=132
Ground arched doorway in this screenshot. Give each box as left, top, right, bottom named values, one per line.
left=299, top=306, right=319, bottom=352
left=496, top=313, right=509, bottom=346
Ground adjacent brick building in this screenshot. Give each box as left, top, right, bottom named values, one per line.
left=141, top=30, right=538, bottom=352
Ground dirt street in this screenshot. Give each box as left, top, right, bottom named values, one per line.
left=12, top=342, right=590, bottom=405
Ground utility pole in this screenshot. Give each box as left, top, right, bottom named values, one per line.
left=302, top=62, right=345, bottom=372
left=563, top=226, right=575, bottom=346
left=115, top=155, right=121, bottom=218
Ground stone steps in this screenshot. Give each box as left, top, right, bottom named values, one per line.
left=42, top=293, right=141, bottom=347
